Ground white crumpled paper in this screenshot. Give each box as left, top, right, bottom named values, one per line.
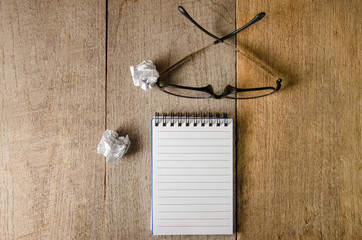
left=130, top=60, right=159, bottom=91
left=97, top=130, right=131, bottom=162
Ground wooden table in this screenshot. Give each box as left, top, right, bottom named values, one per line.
left=1, top=0, right=360, bottom=239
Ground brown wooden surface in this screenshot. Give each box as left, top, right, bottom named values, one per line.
left=1, top=0, right=361, bottom=239
left=236, top=0, right=361, bottom=239
left=0, top=1, right=106, bottom=239
left=106, top=1, right=236, bottom=239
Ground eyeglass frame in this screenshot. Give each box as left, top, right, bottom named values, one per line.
left=156, top=6, right=282, bottom=100
left=156, top=78, right=282, bottom=99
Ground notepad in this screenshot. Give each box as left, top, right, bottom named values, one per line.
left=151, top=114, right=233, bottom=235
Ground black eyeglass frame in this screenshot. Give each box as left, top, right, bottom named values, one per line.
left=156, top=78, right=282, bottom=99
left=156, top=6, right=283, bottom=100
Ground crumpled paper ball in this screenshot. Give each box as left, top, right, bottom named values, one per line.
left=130, top=60, right=159, bottom=91
left=97, top=130, right=131, bottom=162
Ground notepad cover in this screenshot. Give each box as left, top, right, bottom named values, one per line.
left=151, top=118, right=233, bottom=235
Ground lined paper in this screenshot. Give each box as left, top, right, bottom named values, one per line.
left=151, top=118, right=233, bottom=235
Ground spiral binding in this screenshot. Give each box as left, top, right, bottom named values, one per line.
left=154, top=112, right=229, bottom=127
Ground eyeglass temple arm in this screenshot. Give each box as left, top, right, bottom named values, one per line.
left=178, top=6, right=222, bottom=42
left=216, top=12, right=265, bottom=43
left=178, top=6, right=265, bottom=44
left=160, top=7, right=280, bottom=81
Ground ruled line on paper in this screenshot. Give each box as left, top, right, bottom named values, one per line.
left=157, top=182, right=230, bottom=183
left=157, top=145, right=230, bottom=147
left=156, top=131, right=230, bottom=133
left=157, top=174, right=230, bottom=176
left=157, top=167, right=230, bottom=169
left=157, top=153, right=230, bottom=155
left=157, top=225, right=230, bottom=227
left=157, top=210, right=231, bottom=213
left=157, top=160, right=229, bottom=161
left=157, top=189, right=230, bottom=191
left=157, top=137, right=230, bottom=140
left=157, top=203, right=230, bottom=205
left=157, top=196, right=230, bottom=198
left=157, top=218, right=230, bottom=220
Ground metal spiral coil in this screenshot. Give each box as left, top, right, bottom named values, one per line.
left=154, top=112, right=229, bottom=127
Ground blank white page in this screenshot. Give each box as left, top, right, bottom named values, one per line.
left=151, top=117, right=233, bottom=235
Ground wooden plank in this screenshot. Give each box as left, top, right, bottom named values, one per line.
left=236, top=0, right=361, bottom=239
left=0, top=1, right=106, bottom=239
left=106, top=0, right=236, bottom=239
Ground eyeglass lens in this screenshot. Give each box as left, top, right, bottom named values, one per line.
left=163, top=85, right=275, bottom=99
left=163, top=86, right=211, bottom=98
left=231, top=89, right=274, bottom=99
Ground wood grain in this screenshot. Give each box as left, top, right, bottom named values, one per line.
left=0, top=1, right=106, bottom=239
left=236, top=0, right=361, bottom=239
left=3, top=0, right=360, bottom=239
left=106, top=0, right=236, bottom=239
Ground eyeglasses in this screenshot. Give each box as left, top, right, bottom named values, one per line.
left=156, top=6, right=282, bottom=99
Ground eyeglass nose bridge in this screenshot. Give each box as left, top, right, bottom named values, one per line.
left=205, top=84, right=236, bottom=99
left=204, top=84, right=223, bottom=99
